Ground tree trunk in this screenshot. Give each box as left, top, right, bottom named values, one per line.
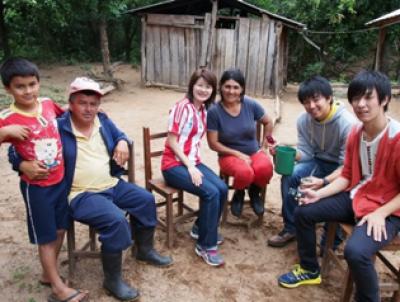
left=99, top=18, right=113, bottom=79
left=0, top=0, right=10, bottom=57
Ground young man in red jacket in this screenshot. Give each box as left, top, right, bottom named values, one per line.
left=278, top=70, right=400, bottom=302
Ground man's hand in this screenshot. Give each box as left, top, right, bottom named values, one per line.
left=2, top=125, right=30, bottom=141
left=300, top=176, right=324, bottom=190
left=20, top=160, right=49, bottom=180
left=298, top=188, right=320, bottom=205
left=357, top=211, right=388, bottom=242
left=188, top=166, right=203, bottom=187
left=113, top=140, right=129, bottom=167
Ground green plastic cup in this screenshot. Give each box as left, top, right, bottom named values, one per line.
left=275, top=145, right=296, bottom=175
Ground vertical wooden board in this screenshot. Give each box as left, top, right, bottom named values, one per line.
left=145, top=26, right=155, bottom=83
left=256, top=16, right=270, bottom=96
left=141, top=18, right=146, bottom=84
left=211, top=30, right=219, bottom=78
left=160, top=27, right=171, bottom=84
left=153, top=26, right=162, bottom=83
left=264, top=21, right=276, bottom=96
left=236, top=18, right=250, bottom=75
left=246, top=19, right=261, bottom=96
left=224, top=29, right=236, bottom=70
left=274, top=23, right=283, bottom=95
left=200, top=13, right=211, bottom=67
left=177, top=28, right=186, bottom=87
left=282, top=27, right=289, bottom=86
left=195, top=29, right=202, bottom=67
left=169, top=27, right=180, bottom=86
left=185, top=28, right=196, bottom=81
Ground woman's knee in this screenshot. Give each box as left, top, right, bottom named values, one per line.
left=344, top=239, right=369, bottom=265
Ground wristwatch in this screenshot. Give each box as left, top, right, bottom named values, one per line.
left=322, top=177, right=330, bottom=186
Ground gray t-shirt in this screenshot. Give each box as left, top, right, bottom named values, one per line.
left=207, top=96, right=265, bottom=155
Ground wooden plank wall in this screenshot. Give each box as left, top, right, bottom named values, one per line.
left=143, top=14, right=207, bottom=87
left=142, top=13, right=286, bottom=96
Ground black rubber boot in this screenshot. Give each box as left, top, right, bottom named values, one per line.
left=230, top=189, right=245, bottom=217
left=135, top=228, right=173, bottom=267
left=248, top=184, right=264, bottom=216
left=101, top=251, right=140, bottom=301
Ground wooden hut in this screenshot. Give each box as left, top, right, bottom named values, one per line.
left=126, top=0, right=305, bottom=97
left=366, top=9, right=400, bottom=71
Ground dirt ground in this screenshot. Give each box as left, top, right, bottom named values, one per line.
left=1, top=64, right=400, bottom=302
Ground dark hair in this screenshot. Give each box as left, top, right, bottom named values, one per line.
left=298, top=75, right=333, bottom=104
left=69, top=90, right=101, bottom=103
left=219, top=68, right=246, bottom=102
left=347, top=70, right=391, bottom=112
left=0, top=57, right=40, bottom=87
left=187, top=68, right=217, bottom=109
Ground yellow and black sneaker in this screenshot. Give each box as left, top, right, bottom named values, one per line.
left=278, top=264, right=321, bottom=288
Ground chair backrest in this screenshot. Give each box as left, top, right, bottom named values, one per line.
left=142, top=127, right=168, bottom=190
left=122, top=142, right=135, bottom=183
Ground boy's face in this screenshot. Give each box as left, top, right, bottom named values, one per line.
left=69, top=93, right=100, bottom=125
left=5, top=75, right=40, bottom=110
left=302, top=94, right=332, bottom=121
left=351, top=88, right=387, bottom=123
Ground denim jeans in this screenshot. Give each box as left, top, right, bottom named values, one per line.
left=295, top=192, right=400, bottom=302
left=162, top=163, right=227, bottom=249
left=281, top=158, right=339, bottom=234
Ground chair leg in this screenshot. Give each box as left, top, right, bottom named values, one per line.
left=89, top=226, right=96, bottom=251
left=177, top=190, right=184, bottom=216
left=166, top=194, right=174, bottom=248
left=256, top=186, right=267, bottom=225
left=67, top=222, right=76, bottom=280
left=340, top=269, right=354, bottom=302
left=321, top=222, right=337, bottom=278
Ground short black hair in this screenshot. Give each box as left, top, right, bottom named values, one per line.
left=0, top=57, right=40, bottom=87
left=219, top=68, right=246, bottom=101
left=298, top=75, right=332, bottom=104
left=347, top=70, right=391, bottom=112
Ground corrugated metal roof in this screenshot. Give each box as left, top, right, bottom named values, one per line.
left=125, top=0, right=305, bottom=29
left=365, top=8, right=400, bottom=27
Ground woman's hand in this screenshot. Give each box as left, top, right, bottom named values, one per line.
left=357, top=211, right=387, bottom=242
left=188, top=166, right=203, bottom=186
left=235, top=151, right=251, bottom=164
left=20, top=160, right=49, bottom=180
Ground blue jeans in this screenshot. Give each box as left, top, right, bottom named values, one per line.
left=162, top=163, right=227, bottom=249
left=295, top=192, right=400, bottom=302
left=281, top=158, right=339, bottom=234
left=70, top=180, right=157, bottom=253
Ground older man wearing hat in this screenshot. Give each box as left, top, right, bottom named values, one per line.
left=14, top=77, right=173, bottom=301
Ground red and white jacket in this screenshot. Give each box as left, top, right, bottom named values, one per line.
left=342, top=119, right=400, bottom=218
left=161, top=98, right=206, bottom=171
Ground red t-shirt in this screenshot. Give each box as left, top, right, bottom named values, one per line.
left=161, top=98, right=206, bottom=170
left=0, top=98, right=64, bottom=186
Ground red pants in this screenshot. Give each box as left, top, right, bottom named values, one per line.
left=219, top=151, right=273, bottom=190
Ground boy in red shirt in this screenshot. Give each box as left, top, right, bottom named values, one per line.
left=278, top=70, right=400, bottom=302
left=0, top=58, right=88, bottom=302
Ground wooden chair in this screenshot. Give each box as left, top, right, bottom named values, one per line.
left=66, top=142, right=136, bottom=279
left=321, top=222, right=400, bottom=301
left=142, top=127, right=199, bottom=248
left=220, top=121, right=268, bottom=227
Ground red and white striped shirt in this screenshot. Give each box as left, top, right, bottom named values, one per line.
left=161, top=98, right=206, bottom=170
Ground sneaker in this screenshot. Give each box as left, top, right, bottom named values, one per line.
left=267, top=230, right=296, bottom=248
left=190, top=224, right=224, bottom=245
left=195, top=245, right=225, bottom=267
left=278, top=264, right=321, bottom=288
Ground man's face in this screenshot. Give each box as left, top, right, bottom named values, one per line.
left=350, top=88, right=387, bottom=123
left=6, top=76, right=40, bottom=110
left=69, top=93, right=100, bottom=125
left=302, top=94, right=332, bottom=121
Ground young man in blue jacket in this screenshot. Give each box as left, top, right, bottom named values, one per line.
left=15, top=77, right=173, bottom=301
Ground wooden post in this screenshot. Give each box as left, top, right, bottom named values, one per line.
left=273, top=22, right=283, bottom=96
left=206, top=0, right=218, bottom=68
left=374, top=27, right=386, bottom=71
left=141, top=17, right=146, bottom=85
